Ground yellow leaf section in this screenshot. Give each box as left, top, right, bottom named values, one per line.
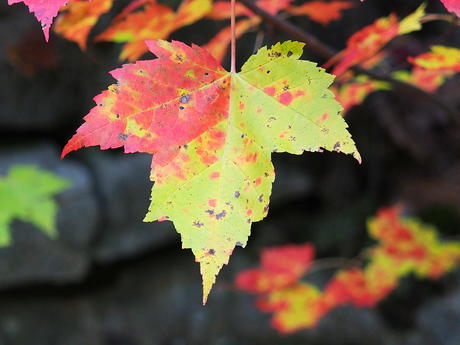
left=144, top=41, right=360, bottom=303
left=54, top=0, right=112, bottom=50
left=399, top=3, right=426, bottom=34
left=95, top=0, right=211, bottom=61
left=258, top=284, right=323, bottom=333
left=410, top=46, right=460, bottom=71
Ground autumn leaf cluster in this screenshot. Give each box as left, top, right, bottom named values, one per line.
left=235, top=206, right=460, bottom=333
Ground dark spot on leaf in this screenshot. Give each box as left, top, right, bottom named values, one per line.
left=334, top=142, right=341, bottom=151
left=264, top=172, right=269, bottom=177
left=246, top=218, right=251, bottom=223
left=180, top=94, right=190, bottom=104
left=179, top=106, right=184, bottom=110
left=264, top=205, right=269, bottom=213
left=266, top=70, right=271, bottom=74
left=193, top=221, right=204, bottom=228
left=216, top=210, right=227, bottom=220
left=205, top=209, right=214, bottom=215
left=208, top=249, right=215, bottom=255
left=258, top=194, right=263, bottom=202
left=234, top=191, right=240, bottom=198
left=283, top=85, right=289, bottom=91
left=115, top=113, right=120, bottom=118
left=236, top=241, right=243, bottom=247
left=287, top=51, right=293, bottom=57
left=204, top=72, right=209, bottom=76
left=118, top=133, right=128, bottom=140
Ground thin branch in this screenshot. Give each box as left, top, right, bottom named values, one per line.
left=306, top=257, right=363, bottom=275
left=238, top=0, right=460, bottom=126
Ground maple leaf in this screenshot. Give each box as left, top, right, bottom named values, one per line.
left=256, top=283, right=323, bottom=333
left=327, top=4, right=426, bottom=75
left=332, top=77, right=389, bottom=112
left=368, top=206, right=460, bottom=279
left=393, top=67, right=448, bottom=93
left=54, top=0, right=113, bottom=50
left=321, top=262, right=399, bottom=310
left=235, top=243, right=314, bottom=293
left=8, top=0, right=69, bottom=41
left=0, top=165, right=70, bottom=246
left=409, top=45, right=460, bottom=72
left=62, top=40, right=360, bottom=303
left=287, top=1, right=354, bottom=26
left=440, top=0, right=460, bottom=17
left=95, top=0, right=212, bottom=61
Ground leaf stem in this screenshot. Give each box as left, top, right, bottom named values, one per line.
left=230, top=0, right=236, bottom=73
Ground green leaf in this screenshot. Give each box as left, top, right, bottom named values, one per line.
left=0, top=165, right=70, bottom=246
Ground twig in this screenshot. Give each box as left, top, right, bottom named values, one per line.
left=306, top=257, right=363, bottom=276
left=238, top=0, right=460, bottom=126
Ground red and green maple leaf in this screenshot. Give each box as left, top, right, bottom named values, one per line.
left=409, top=45, right=460, bottom=72
left=95, top=0, right=211, bottom=61
left=256, top=283, right=323, bottom=333
left=54, top=0, right=113, bottom=50
left=368, top=206, right=460, bottom=279
left=326, top=4, right=426, bottom=75
left=62, top=39, right=360, bottom=303
left=8, top=0, right=69, bottom=41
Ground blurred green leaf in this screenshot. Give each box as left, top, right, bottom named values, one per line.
left=0, top=165, right=71, bottom=246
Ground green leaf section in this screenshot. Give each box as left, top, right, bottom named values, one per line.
left=0, top=165, right=70, bottom=246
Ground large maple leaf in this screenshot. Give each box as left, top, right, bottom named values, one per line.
left=8, top=0, right=69, bottom=41
left=0, top=165, right=70, bottom=246
left=62, top=40, right=360, bottom=302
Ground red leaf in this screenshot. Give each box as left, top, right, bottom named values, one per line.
left=8, top=0, right=69, bottom=41
left=235, top=243, right=314, bottom=293
left=440, top=0, right=460, bottom=17
left=288, top=1, right=354, bottom=26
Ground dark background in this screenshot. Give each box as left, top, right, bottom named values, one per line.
left=0, top=0, right=459, bottom=344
